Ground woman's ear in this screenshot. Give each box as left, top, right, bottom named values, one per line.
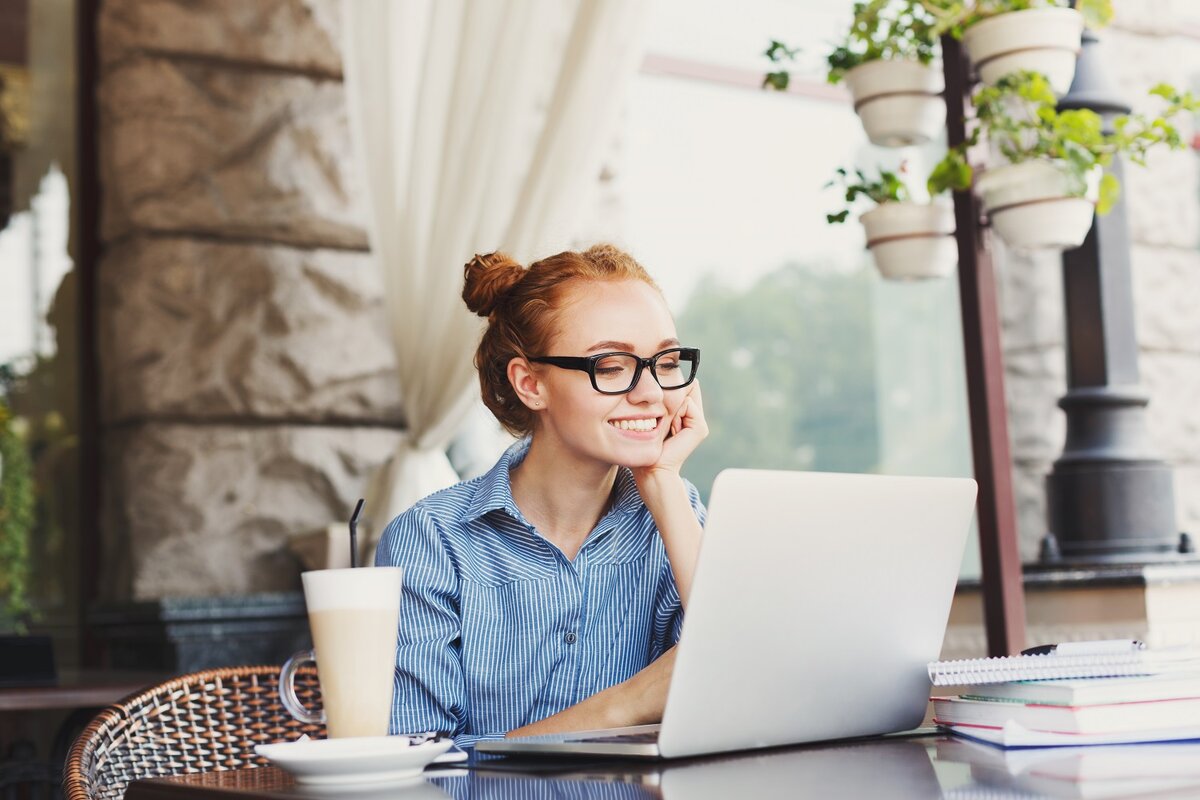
left=507, top=357, right=545, bottom=411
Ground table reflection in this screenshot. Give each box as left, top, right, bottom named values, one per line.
left=287, top=781, right=453, bottom=800
left=431, top=738, right=941, bottom=799
left=935, top=737, right=1200, bottom=799
left=119, top=733, right=1200, bottom=799
left=418, top=734, right=1200, bottom=800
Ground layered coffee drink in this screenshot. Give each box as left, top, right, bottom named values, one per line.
left=308, top=606, right=399, bottom=737
left=280, top=566, right=404, bottom=738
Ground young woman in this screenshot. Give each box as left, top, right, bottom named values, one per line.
left=375, top=244, right=708, bottom=747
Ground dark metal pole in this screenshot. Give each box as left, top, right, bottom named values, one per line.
left=1041, top=28, right=1190, bottom=563
left=942, top=35, right=1027, bottom=656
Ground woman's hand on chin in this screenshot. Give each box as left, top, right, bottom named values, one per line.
left=632, top=381, right=708, bottom=492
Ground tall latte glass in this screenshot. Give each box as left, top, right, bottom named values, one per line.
left=280, top=567, right=403, bottom=738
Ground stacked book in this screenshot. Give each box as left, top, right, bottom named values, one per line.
left=927, top=641, right=1200, bottom=748
left=936, top=737, right=1200, bottom=799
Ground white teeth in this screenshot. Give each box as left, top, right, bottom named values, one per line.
left=611, top=418, right=657, bottom=432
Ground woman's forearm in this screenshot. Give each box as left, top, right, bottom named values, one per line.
left=638, top=472, right=703, bottom=609
left=505, top=682, right=627, bottom=738
left=505, top=647, right=676, bottom=739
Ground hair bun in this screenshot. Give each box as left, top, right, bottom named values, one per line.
left=462, top=251, right=525, bottom=317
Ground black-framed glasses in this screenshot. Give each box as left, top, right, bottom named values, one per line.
left=529, top=347, right=700, bottom=395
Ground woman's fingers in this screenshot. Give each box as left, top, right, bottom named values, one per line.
left=671, top=398, right=687, bottom=437
left=677, top=383, right=706, bottom=439
left=689, top=382, right=704, bottom=415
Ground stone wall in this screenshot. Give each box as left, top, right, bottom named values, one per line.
left=999, top=0, right=1200, bottom=560
left=95, top=0, right=403, bottom=600
left=93, top=0, right=1200, bottom=598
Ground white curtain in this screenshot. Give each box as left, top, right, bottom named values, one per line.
left=343, top=0, right=652, bottom=550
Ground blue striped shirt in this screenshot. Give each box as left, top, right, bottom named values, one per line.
left=374, top=438, right=705, bottom=748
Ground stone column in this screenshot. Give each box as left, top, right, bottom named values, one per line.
left=94, top=0, right=403, bottom=600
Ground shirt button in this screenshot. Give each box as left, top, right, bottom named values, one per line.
left=564, top=632, right=578, bottom=645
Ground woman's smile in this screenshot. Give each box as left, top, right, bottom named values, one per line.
left=608, top=416, right=663, bottom=437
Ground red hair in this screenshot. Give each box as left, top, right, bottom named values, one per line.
left=462, top=244, right=659, bottom=436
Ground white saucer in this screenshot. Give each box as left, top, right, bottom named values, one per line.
left=255, top=735, right=454, bottom=788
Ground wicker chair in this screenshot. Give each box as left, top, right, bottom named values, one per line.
left=63, top=665, right=325, bottom=800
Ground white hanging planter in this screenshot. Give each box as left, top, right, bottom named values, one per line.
left=860, top=201, right=957, bottom=280
left=962, top=7, right=1084, bottom=95
left=977, top=160, right=1100, bottom=250
left=842, top=59, right=946, bottom=147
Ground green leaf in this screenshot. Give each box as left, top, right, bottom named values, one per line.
left=1056, top=109, right=1104, bottom=146
left=1148, top=83, right=1176, bottom=101
left=764, top=39, right=800, bottom=89
left=764, top=40, right=800, bottom=62
left=1011, top=71, right=1056, bottom=106
left=1061, top=139, right=1096, bottom=174
left=827, top=210, right=851, bottom=224
left=1077, top=0, right=1114, bottom=29
left=0, top=401, right=36, bottom=626
left=763, top=71, right=790, bottom=91
left=927, top=148, right=973, bottom=196
left=1096, top=173, right=1121, bottom=215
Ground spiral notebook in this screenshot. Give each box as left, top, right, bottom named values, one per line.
left=928, top=648, right=1200, bottom=687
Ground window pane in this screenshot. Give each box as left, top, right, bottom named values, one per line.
left=0, top=0, right=82, bottom=647
left=644, top=0, right=856, bottom=80
left=624, top=7, right=980, bottom=578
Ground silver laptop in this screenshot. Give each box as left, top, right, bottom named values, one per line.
left=476, top=468, right=977, bottom=759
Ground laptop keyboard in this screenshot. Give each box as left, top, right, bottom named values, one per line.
left=573, top=731, right=660, bottom=744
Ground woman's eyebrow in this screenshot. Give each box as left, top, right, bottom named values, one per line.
left=586, top=340, right=635, bottom=353
left=585, top=338, right=681, bottom=353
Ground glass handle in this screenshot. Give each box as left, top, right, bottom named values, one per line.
left=279, top=649, right=325, bottom=725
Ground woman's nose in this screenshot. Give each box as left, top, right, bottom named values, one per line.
left=626, top=365, right=665, bottom=402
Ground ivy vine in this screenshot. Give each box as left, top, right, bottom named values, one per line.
left=0, top=399, right=35, bottom=632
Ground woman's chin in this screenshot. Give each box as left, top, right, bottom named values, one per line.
left=611, top=441, right=664, bottom=469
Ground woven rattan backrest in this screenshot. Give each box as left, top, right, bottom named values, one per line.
left=63, top=665, right=325, bottom=800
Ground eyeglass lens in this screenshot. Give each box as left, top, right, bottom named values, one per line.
left=594, top=349, right=696, bottom=393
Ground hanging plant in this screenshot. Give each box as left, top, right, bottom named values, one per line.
left=930, top=0, right=1113, bottom=39
left=0, top=399, right=35, bottom=633
left=928, top=71, right=1200, bottom=249
left=765, top=2, right=945, bottom=147
left=930, top=0, right=1114, bottom=94
left=827, top=166, right=957, bottom=280
left=826, top=0, right=940, bottom=84
left=826, top=166, right=912, bottom=223
left=762, top=40, right=801, bottom=92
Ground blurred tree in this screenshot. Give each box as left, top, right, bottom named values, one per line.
left=677, top=263, right=879, bottom=503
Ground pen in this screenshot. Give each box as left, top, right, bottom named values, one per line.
left=1021, top=639, right=1146, bottom=656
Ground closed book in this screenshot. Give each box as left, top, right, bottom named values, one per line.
left=932, top=695, right=1200, bottom=735
left=961, top=674, right=1200, bottom=707
left=943, top=719, right=1200, bottom=748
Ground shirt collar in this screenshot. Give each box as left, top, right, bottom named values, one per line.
left=460, top=437, right=646, bottom=524
left=608, top=466, right=644, bottom=518
left=461, top=438, right=530, bottom=524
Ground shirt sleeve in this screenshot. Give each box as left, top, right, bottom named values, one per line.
left=651, top=479, right=707, bottom=657
left=374, top=504, right=467, bottom=739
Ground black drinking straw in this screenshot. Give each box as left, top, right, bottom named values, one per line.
left=348, top=498, right=365, bottom=568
